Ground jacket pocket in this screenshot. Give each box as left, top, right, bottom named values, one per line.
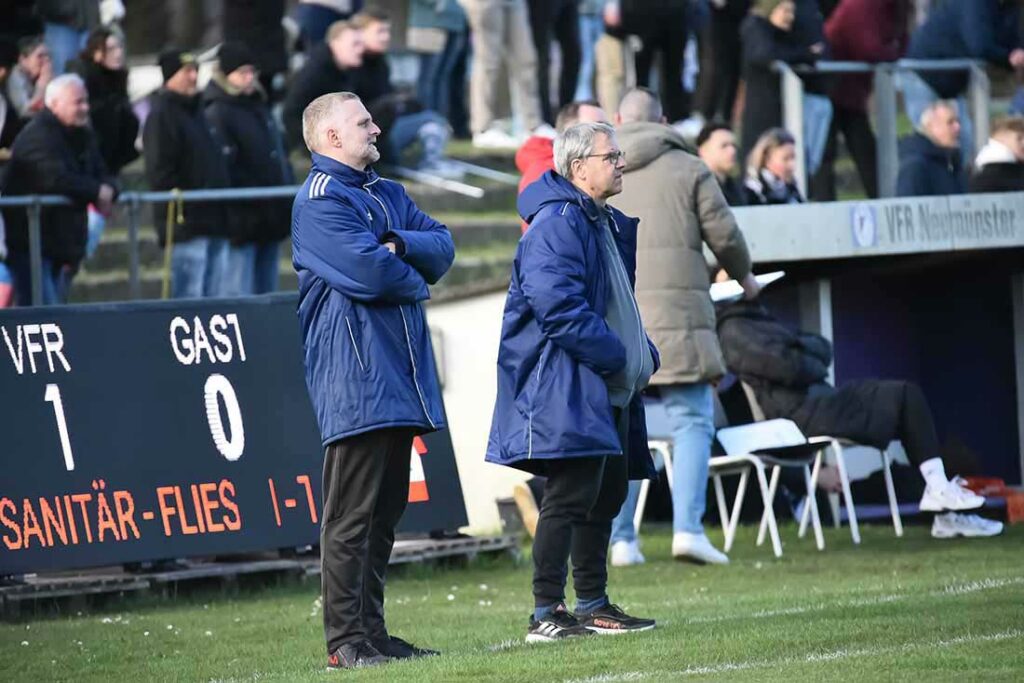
left=344, top=315, right=368, bottom=373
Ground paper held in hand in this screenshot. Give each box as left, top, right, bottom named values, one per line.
left=710, top=271, right=786, bottom=303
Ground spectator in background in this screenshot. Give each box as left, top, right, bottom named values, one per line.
left=694, top=0, right=749, bottom=126
left=904, top=0, right=1024, bottom=162
left=223, top=0, right=289, bottom=103
left=895, top=100, right=965, bottom=197
left=295, top=0, right=362, bottom=52
left=409, top=0, right=470, bottom=139
left=458, top=0, right=545, bottom=149
left=574, top=0, right=605, bottom=102
left=970, top=116, right=1024, bottom=194
left=526, top=0, right=581, bottom=125
left=610, top=88, right=757, bottom=566
left=143, top=49, right=232, bottom=299
left=1, top=74, right=116, bottom=305
left=350, top=9, right=461, bottom=177
left=283, top=20, right=363, bottom=151
left=37, top=0, right=99, bottom=75
left=819, top=0, right=910, bottom=200
left=204, top=42, right=293, bottom=296
left=697, top=122, right=746, bottom=206
left=744, top=127, right=804, bottom=204
left=6, top=36, right=53, bottom=120
left=631, top=0, right=691, bottom=123
left=0, top=40, right=25, bottom=163
left=739, top=0, right=824, bottom=163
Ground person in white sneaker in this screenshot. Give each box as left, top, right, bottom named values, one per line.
left=931, top=511, right=1003, bottom=539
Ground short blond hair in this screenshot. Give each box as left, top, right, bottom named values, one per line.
left=301, top=91, right=360, bottom=153
left=326, top=20, right=356, bottom=43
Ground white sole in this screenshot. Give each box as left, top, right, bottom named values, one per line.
left=919, top=500, right=985, bottom=512
left=525, top=633, right=558, bottom=643
left=585, top=624, right=656, bottom=635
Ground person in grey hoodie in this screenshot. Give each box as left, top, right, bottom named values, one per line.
left=609, top=87, right=759, bottom=566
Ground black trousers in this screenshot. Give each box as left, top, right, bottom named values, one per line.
left=321, top=428, right=414, bottom=652
left=532, top=454, right=629, bottom=607
left=694, top=9, right=743, bottom=123
left=809, top=106, right=879, bottom=201
left=635, top=8, right=690, bottom=122
left=527, top=0, right=581, bottom=124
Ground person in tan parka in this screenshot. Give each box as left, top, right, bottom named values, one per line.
left=608, top=87, right=760, bottom=566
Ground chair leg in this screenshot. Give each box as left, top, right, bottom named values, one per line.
left=799, top=451, right=824, bottom=538
left=725, top=468, right=750, bottom=553
left=881, top=450, right=904, bottom=537
left=661, top=445, right=674, bottom=493
left=824, top=446, right=841, bottom=528
left=713, top=474, right=730, bottom=544
left=754, top=463, right=783, bottom=558
left=633, top=479, right=650, bottom=537
left=832, top=441, right=861, bottom=544
left=803, top=464, right=825, bottom=550
left=757, top=466, right=781, bottom=547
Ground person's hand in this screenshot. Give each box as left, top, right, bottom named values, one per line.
left=810, top=42, right=826, bottom=55
left=603, top=1, right=621, bottom=27
left=38, top=58, right=53, bottom=86
left=383, top=241, right=397, bottom=254
left=1010, top=48, right=1024, bottom=69
left=96, top=184, right=115, bottom=214
left=740, top=272, right=761, bottom=300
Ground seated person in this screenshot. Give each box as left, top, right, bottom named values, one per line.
left=895, top=100, right=966, bottom=197
left=716, top=298, right=1003, bottom=539
left=743, top=127, right=804, bottom=205
left=970, top=115, right=1024, bottom=194
left=350, top=8, right=461, bottom=178
left=697, top=122, right=746, bottom=207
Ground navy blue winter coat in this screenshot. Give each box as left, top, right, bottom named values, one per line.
left=292, top=153, right=455, bottom=446
left=486, top=172, right=659, bottom=479
left=895, top=132, right=966, bottom=198
left=907, top=0, right=1021, bottom=98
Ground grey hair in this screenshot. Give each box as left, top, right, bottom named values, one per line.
left=301, top=91, right=360, bottom=153
left=918, top=99, right=958, bottom=131
left=44, top=73, right=86, bottom=108
left=554, top=122, right=616, bottom=180
left=617, top=87, right=662, bottom=124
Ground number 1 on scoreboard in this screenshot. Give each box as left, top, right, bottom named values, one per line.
left=44, top=383, right=75, bottom=471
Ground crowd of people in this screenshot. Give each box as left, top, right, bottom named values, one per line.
left=1, top=0, right=1024, bottom=307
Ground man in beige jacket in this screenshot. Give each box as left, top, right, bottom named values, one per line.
left=609, top=88, right=759, bottom=565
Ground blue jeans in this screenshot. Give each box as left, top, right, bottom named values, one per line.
left=7, top=251, right=73, bottom=306
left=44, top=23, right=88, bottom=75
left=417, top=30, right=469, bottom=123
left=387, top=110, right=449, bottom=164
left=221, top=241, right=281, bottom=296
left=171, top=237, right=229, bottom=299
left=574, top=13, right=603, bottom=101
left=899, top=71, right=974, bottom=164
left=611, top=383, right=715, bottom=542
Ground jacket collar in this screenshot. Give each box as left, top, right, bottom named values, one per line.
left=310, top=152, right=379, bottom=187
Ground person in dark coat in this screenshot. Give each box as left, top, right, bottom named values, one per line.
left=695, top=0, right=750, bottom=124
left=1, top=73, right=116, bottom=304
left=0, top=39, right=26, bottom=163
left=895, top=100, right=966, bottom=197
left=744, top=127, right=805, bottom=204
left=222, top=0, right=288, bottom=102
left=717, top=299, right=1004, bottom=539
left=525, top=0, right=580, bottom=125
left=739, top=0, right=824, bottom=162
left=904, top=0, right=1024, bottom=161
left=67, top=28, right=139, bottom=175
left=282, top=20, right=362, bottom=150
left=204, top=42, right=294, bottom=296
left=970, top=115, right=1024, bottom=193
left=487, top=122, right=659, bottom=641
left=143, top=48, right=233, bottom=299
left=697, top=121, right=746, bottom=206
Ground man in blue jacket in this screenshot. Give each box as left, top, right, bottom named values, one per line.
left=292, top=91, right=454, bottom=669
left=487, top=121, right=660, bottom=642
left=895, top=100, right=967, bottom=197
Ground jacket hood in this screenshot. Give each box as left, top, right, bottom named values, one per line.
left=617, top=121, right=690, bottom=172
left=518, top=170, right=602, bottom=224
left=900, top=132, right=961, bottom=168
left=310, top=151, right=380, bottom=187
left=975, top=138, right=1018, bottom=169
left=515, top=135, right=554, bottom=174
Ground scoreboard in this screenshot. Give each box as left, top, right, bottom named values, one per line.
left=0, top=295, right=467, bottom=575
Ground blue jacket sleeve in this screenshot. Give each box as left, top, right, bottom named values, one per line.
left=293, top=193, right=429, bottom=303
left=382, top=188, right=456, bottom=285
left=518, top=216, right=627, bottom=376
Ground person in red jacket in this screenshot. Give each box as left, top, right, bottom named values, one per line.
left=515, top=99, right=606, bottom=232
left=816, top=0, right=910, bottom=199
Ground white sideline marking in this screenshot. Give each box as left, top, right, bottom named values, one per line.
left=564, top=629, right=1024, bottom=682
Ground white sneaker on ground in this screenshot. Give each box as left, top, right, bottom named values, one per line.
left=610, top=540, right=645, bottom=567
left=931, top=512, right=1004, bottom=539
left=919, top=478, right=985, bottom=512
left=416, top=158, right=466, bottom=180
left=671, top=532, right=729, bottom=565
left=530, top=123, right=557, bottom=139
left=472, top=127, right=520, bottom=150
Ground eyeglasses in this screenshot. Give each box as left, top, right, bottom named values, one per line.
left=582, top=150, right=626, bottom=165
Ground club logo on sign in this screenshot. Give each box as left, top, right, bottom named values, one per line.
left=850, top=203, right=878, bottom=248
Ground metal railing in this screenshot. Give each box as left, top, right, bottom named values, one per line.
left=773, top=59, right=990, bottom=198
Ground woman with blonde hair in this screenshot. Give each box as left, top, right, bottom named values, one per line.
left=744, top=127, right=804, bottom=205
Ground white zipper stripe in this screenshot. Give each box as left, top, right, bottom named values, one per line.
left=363, top=181, right=392, bottom=230
left=400, top=306, right=437, bottom=430
left=344, top=316, right=366, bottom=372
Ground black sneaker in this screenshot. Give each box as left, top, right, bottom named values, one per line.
left=576, top=603, right=656, bottom=635
left=371, top=634, right=440, bottom=658
left=326, top=639, right=389, bottom=670
left=526, top=603, right=596, bottom=643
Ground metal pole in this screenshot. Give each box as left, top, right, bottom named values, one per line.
left=778, top=62, right=808, bottom=197
left=968, top=64, right=991, bottom=160
left=27, top=199, right=43, bottom=306
left=127, top=193, right=141, bottom=300
left=873, top=64, right=899, bottom=198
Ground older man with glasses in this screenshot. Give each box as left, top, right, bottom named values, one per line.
left=486, top=121, right=660, bottom=642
